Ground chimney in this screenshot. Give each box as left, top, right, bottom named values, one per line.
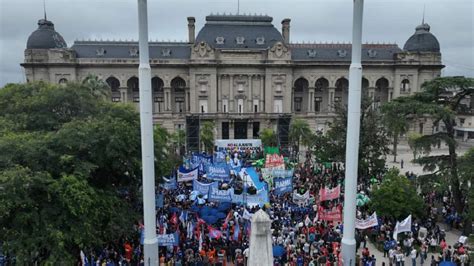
left=187, top=17, right=196, bottom=44
left=281, top=18, right=291, bottom=44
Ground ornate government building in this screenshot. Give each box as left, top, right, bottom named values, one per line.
left=22, top=14, right=443, bottom=145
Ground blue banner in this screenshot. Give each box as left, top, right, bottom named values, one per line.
left=230, top=189, right=269, bottom=207
left=156, top=193, right=164, bottom=208
left=192, top=154, right=213, bottom=165
left=208, top=186, right=232, bottom=203
left=193, top=179, right=218, bottom=195
left=214, top=151, right=227, bottom=163
left=207, top=163, right=230, bottom=181
left=177, top=166, right=198, bottom=182
left=157, top=233, right=180, bottom=246
left=160, top=177, right=177, bottom=190
left=274, top=176, right=293, bottom=195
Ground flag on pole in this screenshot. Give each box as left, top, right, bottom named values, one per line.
left=208, top=226, right=223, bottom=239
left=233, top=223, right=240, bottom=241
left=393, top=215, right=412, bottom=240
left=223, top=211, right=233, bottom=229
left=198, top=230, right=203, bottom=251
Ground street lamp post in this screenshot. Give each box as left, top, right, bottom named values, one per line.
left=341, top=0, right=364, bottom=265
left=137, top=0, right=158, bottom=264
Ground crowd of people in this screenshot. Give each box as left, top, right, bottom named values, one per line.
left=77, top=147, right=470, bottom=266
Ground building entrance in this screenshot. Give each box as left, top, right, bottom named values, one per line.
left=234, top=120, right=248, bottom=139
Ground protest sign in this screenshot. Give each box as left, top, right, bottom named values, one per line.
left=319, top=185, right=341, bottom=201
left=193, top=180, right=218, bottom=195
left=355, top=212, right=378, bottom=229
left=208, top=186, right=232, bottom=203
left=293, top=190, right=310, bottom=206
left=215, top=139, right=262, bottom=153
left=177, top=166, right=198, bottom=182
left=157, top=233, right=180, bottom=246
left=318, top=206, right=343, bottom=222
left=274, top=176, right=293, bottom=195
left=206, top=163, right=230, bottom=181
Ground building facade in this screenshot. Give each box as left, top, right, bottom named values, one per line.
left=22, top=14, right=445, bottom=144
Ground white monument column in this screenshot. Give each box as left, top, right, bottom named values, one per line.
left=249, top=210, right=273, bottom=266
left=137, top=0, right=158, bottom=264
left=341, top=0, right=364, bottom=265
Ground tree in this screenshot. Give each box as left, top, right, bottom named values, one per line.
left=313, top=97, right=390, bottom=177
left=260, top=128, right=278, bottom=147
left=171, top=128, right=186, bottom=156
left=456, top=148, right=474, bottom=234
left=200, top=121, right=215, bottom=154
left=0, top=81, right=175, bottom=263
left=381, top=101, right=410, bottom=162
left=289, top=119, right=314, bottom=159
left=407, top=132, right=422, bottom=160
left=82, top=74, right=110, bottom=99
left=370, top=168, right=425, bottom=220
left=387, top=77, right=474, bottom=219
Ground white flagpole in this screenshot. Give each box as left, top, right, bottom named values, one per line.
left=137, top=0, right=158, bottom=264
left=341, top=0, right=364, bottom=265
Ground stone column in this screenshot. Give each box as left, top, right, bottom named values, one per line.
left=388, top=88, right=394, bottom=102
left=248, top=210, right=273, bottom=266
left=247, top=121, right=253, bottom=139
left=164, top=88, right=171, bottom=111
left=229, top=75, right=234, bottom=112
left=119, top=87, right=128, bottom=102
left=248, top=75, right=253, bottom=111
left=328, top=87, right=335, bottom=112
left=308, top=88, right=315, bottom=113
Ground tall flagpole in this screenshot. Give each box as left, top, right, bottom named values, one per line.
left=137, top=0, right=158, bottom=264
left=341, top=0, right=364, bottom=265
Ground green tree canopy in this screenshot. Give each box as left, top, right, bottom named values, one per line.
left=260, top=128, right=278, bottom=147
left=313, top=97, right=390, bottom=177
left=289, top=119, right=314, bottom=158
left=385, top=77, right=474, bottom=217
left=369, top=169, right=425, bottom=220
left=381, top=100, right=410, bottom=162
left=0, top=80, right=176, bottom=263
left=200, top=120, right=215, bottom=154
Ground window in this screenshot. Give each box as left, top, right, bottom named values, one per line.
left=222, top=99, right=228, bottom=113
left=222, top=122, right=229, bottom=139
left=154, top=97, right=164, bottom=112
left=334, top=97, right=341, bottom=103
left=315, top=97, right=322, bottom=112
left=58, top=78, right=68, bottom=84
left=133, top=97, right=140, bottom=102
left=175, top=97, right=185, bottom=113
left=274, top=99, right=283, bottom=113
left=253, top=122, right=260, bottom=138
left=460, top=118, right=465, bottom=124
left=253, top=99, right=259, bottom=113
left=294, top=97, right=303, bottom=112
left=112, top=97, right=121, bottom=102
left=401, top=79, right=410, bottom=93
left=199, top=100, right=208, bottom=113
left=238, top=99, right=244, bottom=114
left=419, top=123, right=424, bottom=134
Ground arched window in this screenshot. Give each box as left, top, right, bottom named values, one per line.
left=375, top=77, right=389, bottom=103
left=152, top=77, right=164, bottom=92
left=315, top=78, right=329, bottom=91
left=376, top=77, right=389, bottom=89
left=294, top=78, right=309, bottom=93
left=106, top=77, right=120, bottom=92
left=335, top=78, right=348, bottom=91
left=171, top=77, right=186, bottom=91
left=401, top=79, right=410, bottom=92
left=362, top=78, right=369, bottom=89
left=127, top=77, right=139, bottom=92
left=58, top=78, right=68, bottom=84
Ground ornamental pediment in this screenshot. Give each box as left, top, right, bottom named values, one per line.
left=268, top=41, right=291, bottom=60
left=191, top=41, right=215, bottom=59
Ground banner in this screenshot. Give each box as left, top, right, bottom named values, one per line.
left=160, top=177, right=177, bottom=190
left=318, top=206, right=343, bottom=222
left=355, top=212, right=378, bottom=229
left=206, top=163, right=230, bottom=181
left=157, top=233, right=180, bottom=246
left=319, top=185, right=341, bottom=201
left=274, top=176, right=293, bottom=195
left=393, top=215, right=412, bottom=240
left=231, top=189, right=269, bottom=207
left=156, top=193, right=164, bottom=208
left=193, top=180, right=218, bottom=195
left=293, top=190, right=310, bottom=206
left=192, top=154, right=213, bottom=165
left=215, top=139, right=262, bottom=153
left=265, top=154, right=285, bottom=168
left=208, top=186, right=232, bottom=203
left=177, top=166, right=198, bottom=182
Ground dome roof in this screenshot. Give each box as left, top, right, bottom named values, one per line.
left=27, top=19, right=67, bottom=49
left=403, top=23, right=440, bottom=52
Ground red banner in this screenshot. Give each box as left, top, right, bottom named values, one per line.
left=265, top=154, right=284, bottom=168
left=318, top=206, right=343, bottom=222
left=319, top=185, right=341, bottom=201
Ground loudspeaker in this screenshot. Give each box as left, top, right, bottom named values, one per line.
left=186, top=115, right=200, bottom=153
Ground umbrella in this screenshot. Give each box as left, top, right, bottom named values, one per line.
left=216, top=212, right=227, bottom=219
left=218, top=202, right=232, bottom=211
left=202, top=215, right=218, bottom=224
left=272, top=245, right=285, bottom=257
left=439, top=262, right=455, bottom=266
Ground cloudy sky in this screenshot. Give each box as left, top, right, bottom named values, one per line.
left=0, top=0, right=472, bottom=86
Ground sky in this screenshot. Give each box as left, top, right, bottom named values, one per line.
left=0, top=0, right=473, bottom=86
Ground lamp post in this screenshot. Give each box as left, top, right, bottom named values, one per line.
left=137, top=0, right=158, bottom=264
left=341, top=0, right=364, bottom=265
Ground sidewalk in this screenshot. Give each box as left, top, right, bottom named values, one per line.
left=364, top=223, right=462, bottom=265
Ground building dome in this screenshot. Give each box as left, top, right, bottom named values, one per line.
left=403, top=23, right=440, bottom=52
left=26, top=19, right=67, bottom=49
